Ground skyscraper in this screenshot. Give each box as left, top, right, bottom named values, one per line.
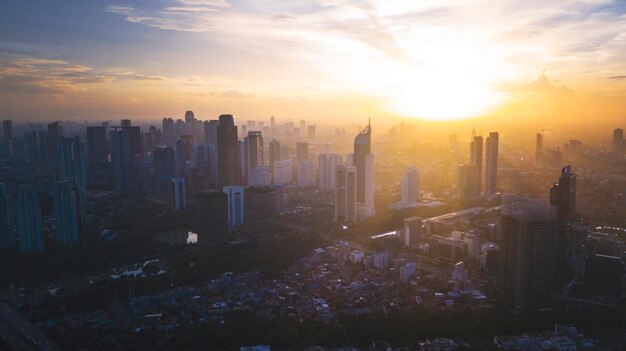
left=0, top=183, right=14, bottom=250
left=401, top=167, right=420, bottom=206
left=485, top=132, right=499, bottom=196
left=612, top=128, right=624, bottom=155
left=296, top=161, right=316, bottom=187
left=549, top=165, right=577, bottom=280
left=86, top=126, right=108, bottom=178
left=497, top=196, right=556, bottom=308
left=223, top=185, right=244, bottom=228
left=175, top=135, right=193, bottom=178
left=197, top=191, right=229, bottom=244
left=244, top=186, right=275, bottom=228
left=238, top=138, right=249, bottom=186
left=334, top=166, right=357, bottom=223
left=170, top=178, right=186, bottom=210
left=184, top=110, right=195, bottom=124
left=204, top=120, right=218, bottom=145
left=110, top=126, right=133, bottom=193
left=47, top=122, right=63, bottom=164
left=247, top=131, right=264, bottom=172
left=153, top=146, right=176, bottom=176
left=354, top=121, right=375, bottom=220
left=403, top=217, right=421, bottom=247
left=458, top=163, right=479, bottom=202
left=269, top=138, right=281, bottom=182
left=296, top=142, right=309, bottom=164
left=535, top=133, right=544, bottom=166
left=319, top=153, right=342, bottom=190
left=2, top=120, right=13, bottom=140
left=217, top=115, right=240, bottom=187
left=469, top=135, right=483, bottom=194
left=17, top=185, right=43, bottom=253
left=53, top=180, right=79, bottom=246
left=273, top=160, right=293, bottom=184
left=162, top=117, right=175, bottom=147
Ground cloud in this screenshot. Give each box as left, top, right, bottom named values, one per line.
left=210, top=90, right=254, bottom=99
left=607, top=75, right=626, bottom=80
left=0, top=55, right=166, bottom=96
left=505, top=73, right=575, bottom=97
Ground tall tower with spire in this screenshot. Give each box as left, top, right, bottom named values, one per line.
left=353, top=119, right=375, bottom=220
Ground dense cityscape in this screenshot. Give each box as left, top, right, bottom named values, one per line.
left=0, top=114, right=625, bottom=350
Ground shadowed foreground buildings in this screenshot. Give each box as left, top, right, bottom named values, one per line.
left=0, top=183, right=14, bottom=250
left=196, top=191, right=229, bottom=244
left=17, top=185, right=43, bottom=253
left=497, top=195, right=557, bottom=308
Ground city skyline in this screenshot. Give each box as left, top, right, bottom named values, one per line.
left=1, top=1, right=626, bottom=123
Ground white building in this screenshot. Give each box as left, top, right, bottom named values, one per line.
left=297, top=161, right=316, bottom=187
left=403, top=217, right=421, bottom=247
left=273, top=159, right=293, bottom=184
left=319, top=152, right=343, bottom=190
left=401, top=166, right=420, bottom=206
left=357, top=153, right=375, bottom=220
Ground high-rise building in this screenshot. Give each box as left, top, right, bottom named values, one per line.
left=273, top=160, right=293, bottom=184
left=175, top=135, right=193, bottom=178
left=2, top=120, right=13, bottom=140
left=469, top=135, right=483, bottom=194
left=247, top=131, right=264, bottom=172
left=162, top=117, right=175, bottom=147
left=549, top=165, right=577, bottom=279
left=170, top=178, right=186, bottom=210
left=110, top=127, right=133, bottom=193
left=238, top=138, right=249, bottom=186
left=319, top=153, right=342, bottom=190
left=335, top=166, right=357, bottom=222
left=153, top=146, right=176, bottom=177
left=17, top=185, right=43, bottom=253
left=197, top=191, right=229, bottom=244
left=535, top=133, right=544, bottom=166
left=249, top=166, right=270, bottom=186
left=403, top=217, right=421, bottom=247
left=53, top=180, right=79, bottom=246
left=458, top=163, right=479, bottom=202
left=307, top=125, right=316, bottom=140
left=244, top=186, right=275, bottom=228
left=86, top=126, right=108, bottom=179
left=485, top=132, right=499, bottom=196
left=223, top=185, right=244, bottom=228
left=0, top=183, right=14, bottom=250
left=269, top=138, right=281, bottom=182
left=204, top=120, right=218, bottom=145
left=401, top=167, right=420, bottom=206
left=354, top=121, right=375, bottom=220
left=296, top=142, right=309, bottom=164
left=296, top=161, right=316, bottom=187
left=184, top=110, right=196, bottom=124
left=497, top=196, right=556, bottom=308
left=217, top=115, right=240, bottom=187
left=612, top=128, right=624, bottom=155
left=47, top=122, right=63, bottom=164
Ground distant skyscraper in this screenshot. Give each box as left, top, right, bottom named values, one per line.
left=249, top=166, right=270, bottom=186
left=0, top=183, right=14, bottom=250
left=497, top=196, right=556, bottom=308
left=269, top=138, right=281, bottom=182
left=296, top=142, right=309, bottom=163
left=184, top=110, right=195, bottom=124
left=549, top=165, right=577, bottom=279
left=53, top=180, right=79, bottom=246
left=247, top=131, right=264, bottom=172
left=535, top=133, right=543, bottom=166
left=319, top=153, right=342, bottom=190
left=469, top=135, right=483, bottom=194
left=197, top=191, right=229, bottom=243
left=612, top=128, right=623, bottom=154
left=170, top=178, right=186, bottom=210
left=401, top=167, right=420, bottom=206
left=307, top=125, right=316, bottom=140
left=17, top=186, right=43, bottom=253
left=335, top=166, right=357, bottom=222
left=86, top=126, right=108, bottom=178
left=217, top=115, right=240, bottom=187
left=120, top=119, right=132, bottom=127
left=273, top=160, right=293, bottom=184
left=162, top=117, right=175, bottom=147
left=297, top=161, right=316, bottom=187
left=223, top=185, right=244, bottom=228
left=354, top=120, right=375, bottom=220
left=403, top=217, right=421, bottom=247
left=175, top=135, right=193, bottom=178
left=110, top=127, right=133, bottom=193
left=458, top=163, right=479, bottom=202
left=238, top=138, right=249, bottom=186
left=485, top=132, right=499, bottom=196
left=204, top=120, right=218, bottom=145
left=47, top=122, right=63, bottom=164
left=2, top=120, right=13, bottom=140
left=153, top=146, right=176, bottom=177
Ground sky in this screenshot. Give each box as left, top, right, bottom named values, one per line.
left=0, top=0, right=625, bottom=124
